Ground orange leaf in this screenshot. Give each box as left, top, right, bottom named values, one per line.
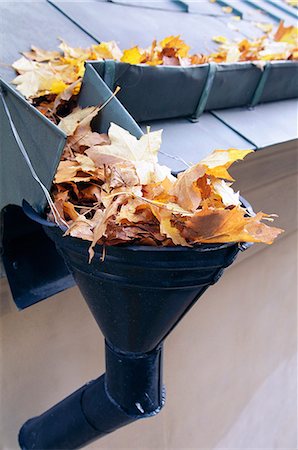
left=201, top=149, right=254, bottom=181
left=274, top=21, right=298, bottom=46
left=182, top=207, right=283, bottom=244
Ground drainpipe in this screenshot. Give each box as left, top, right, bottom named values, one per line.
left=19, top=342, right=164, bottom=449
left=18, top=201, right=251, bottom=449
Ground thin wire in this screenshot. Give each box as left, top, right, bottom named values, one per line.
left=158, top=149, right=191, bottom=168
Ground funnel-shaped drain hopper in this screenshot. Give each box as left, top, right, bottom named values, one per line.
left=44, top=226, right=240, bottom=353
left=20, top=205, right=249, bottom=449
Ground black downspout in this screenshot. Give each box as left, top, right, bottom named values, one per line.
left=18, top=205, right=250, bottom=449
left=19, top=342, right=164, bottom=449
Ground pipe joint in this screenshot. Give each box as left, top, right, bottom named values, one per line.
left=104, top=341, right=165, bottom=417
left=18, top=343, right=165, bottom=449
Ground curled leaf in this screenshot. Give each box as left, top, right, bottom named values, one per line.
left=170, top=163, right=205, bottom=211
left=201, top=149, right=254, bottom=181
left=58, top=105, right=100, bottom=136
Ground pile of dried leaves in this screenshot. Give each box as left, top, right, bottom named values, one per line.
left=212, top=21, right=298, bottom=63
left=11, top=40, right=122, bottom=118
left=120, top=21, right=298, bottom=65
left=284, top=0, right=298, bottom=8
left=47, top=104, right=283, bottom=260
left=11, top=33, right=284, bottom=259
left=12, top=21, right=297, bottom=102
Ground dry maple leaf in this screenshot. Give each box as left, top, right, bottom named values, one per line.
left=58, top=40, right=93, bottom=61
left=85, top=122, right=173, bottom=186
left=58, top=105, right=100, bottom=136
left=274, top=21, right=298, bottom=45
left=23, top=46, right=61, bottom=62
left=121, top=46, right=145, bottom=64
left=200, top=149, right=254, bottom=181
left=54, top=154, right=100, bottom=184
left=181, top=207, right=282, bottom=244
left=92, top=41, right=123, bottom=60
left=212, top=179, right=240, bottom=207
left=159, top=35, right=191, bottom=58
left=170, top=163, right=205, bottom=211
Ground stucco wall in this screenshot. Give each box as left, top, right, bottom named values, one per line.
left=0, top=143, right=297, bottom=449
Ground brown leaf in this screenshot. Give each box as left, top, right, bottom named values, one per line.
left=68, top=129, right=110, bottom=154
left=58, top=105, right=100, bottom=136
left=88, top=195, right=125, bottom=261
left=170, top=163, right=205, bottom=211
left=54, top=155, right=98, bottom=183
left=79, top=185, right=102, bottom=203
left=109, top=163, right=140, bottom=189
left=23, top=46, right=61, bottom=62
left=63, top=201, right=79, bottom=221
left=86, top=147, right=127, bottom=166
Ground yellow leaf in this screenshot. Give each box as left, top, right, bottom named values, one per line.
left=121, top=46, right=144, bottom=64
left=58, top=40, right=92, bottom=60
left=48, top=79, right=68, bottom=95
left=53, top=79, right=82, bottom=112
left=213, top=36, right=229, bottom=44
left=274, top=21, right=298, bottom=45
left=222, top=6, right=232, bottom=13
left=201, top=149, right=254, bottom=181
left=159, top=35, right=190, bottom=58
left=285, top=0, right=298, bottom=6
left=255, top=22, right=273, bottom=33
left=92, top=41, right=123, bottom=60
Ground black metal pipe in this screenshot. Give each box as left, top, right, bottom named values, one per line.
left=19, top=343, right=164, bottom=449
left=18, top=202, right=252, bottom=449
